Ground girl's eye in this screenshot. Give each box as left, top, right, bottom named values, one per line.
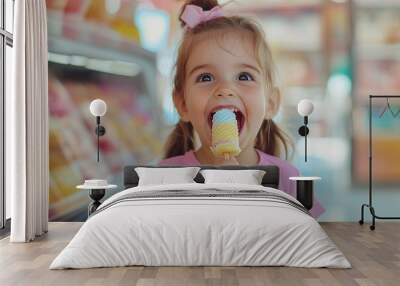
left=196, top=73, right=214, bottom=82
left=238, top=72, right=254, bottom=81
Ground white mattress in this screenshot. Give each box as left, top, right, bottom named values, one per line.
left=50, top=183, right=351, bottom=269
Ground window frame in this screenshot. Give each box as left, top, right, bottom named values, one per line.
left=1, top=0, right=14, bottom=230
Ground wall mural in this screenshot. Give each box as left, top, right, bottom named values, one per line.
left=46, top=0, right=400, bottom=222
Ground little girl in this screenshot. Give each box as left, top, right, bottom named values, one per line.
left=159, top=0, right=324, bottom=218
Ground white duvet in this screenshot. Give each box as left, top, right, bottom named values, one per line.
left=50, top=183, right=351, bottom=269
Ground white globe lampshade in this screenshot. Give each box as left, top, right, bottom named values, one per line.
left=297, top=99, right=314, bottom=116
left=90, top=99, right=107, bottom=117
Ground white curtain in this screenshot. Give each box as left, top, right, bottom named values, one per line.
left=7, top=0, right=49, bottom=242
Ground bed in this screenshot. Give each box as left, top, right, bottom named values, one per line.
left=50, top=165, right=351, bottom=269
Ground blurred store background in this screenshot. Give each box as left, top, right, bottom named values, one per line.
left=45, top=0, right=400, bottom=221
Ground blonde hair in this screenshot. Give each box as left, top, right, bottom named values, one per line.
left=164, top=0, right=293, bottom=159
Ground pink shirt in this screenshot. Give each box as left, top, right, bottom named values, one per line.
left=159, top=149, right=325, bottom=218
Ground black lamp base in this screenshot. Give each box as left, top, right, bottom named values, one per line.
left=88, top=189, right=105, bottom=217
left=296, top=181, right=313, bottom=210
left=95, top=125, right=106, bottom=136
left=298, top=125, right=309, bottom=136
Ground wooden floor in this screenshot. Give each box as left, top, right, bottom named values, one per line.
left=0, top=222, right=399, bottom=286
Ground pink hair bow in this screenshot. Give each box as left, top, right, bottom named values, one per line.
left=181, top=4, right=224, bottom=29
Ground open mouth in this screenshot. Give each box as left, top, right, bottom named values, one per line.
left=208, top=107, right=245, bottom=134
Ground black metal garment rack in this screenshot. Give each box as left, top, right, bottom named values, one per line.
left=359, top=95, right=400, bottom=230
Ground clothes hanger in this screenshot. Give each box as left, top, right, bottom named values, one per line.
left=378, top=97, right=400, bottom=118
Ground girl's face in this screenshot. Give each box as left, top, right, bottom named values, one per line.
left=175, top=30, right=276, bottom=152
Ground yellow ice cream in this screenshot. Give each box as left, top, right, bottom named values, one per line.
left=211, top=109, right=241, bottom=160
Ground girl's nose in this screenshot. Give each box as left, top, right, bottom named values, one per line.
left=216, top=88, right=234, bottom=97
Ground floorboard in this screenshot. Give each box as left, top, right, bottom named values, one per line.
left=0, top=222, right=399, bottom=286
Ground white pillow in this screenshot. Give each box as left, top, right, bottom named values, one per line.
left=200, top=169, right=266, bottom=185
left=135, top=167, right=200, bottom=186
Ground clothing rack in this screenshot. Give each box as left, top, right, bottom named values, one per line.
left=359, top=95, right=400, bottom=230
